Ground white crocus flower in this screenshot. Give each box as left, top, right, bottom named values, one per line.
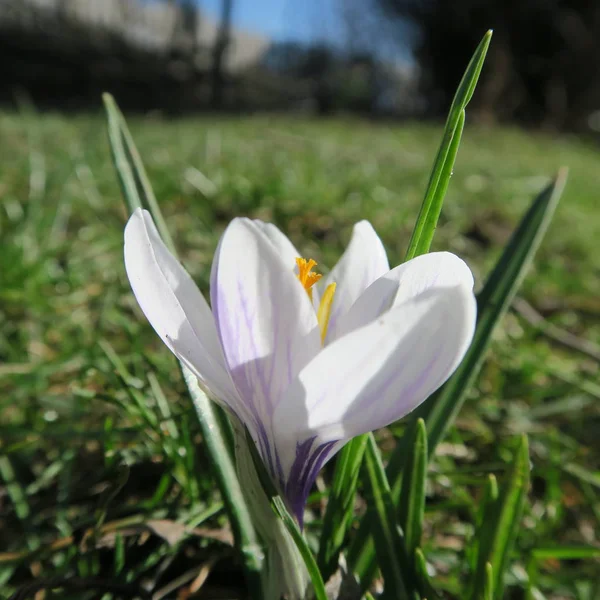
left=124, top=208, right=476, bottom=525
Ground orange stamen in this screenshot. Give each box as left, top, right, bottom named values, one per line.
left=296, top=257, right=322, bottom=299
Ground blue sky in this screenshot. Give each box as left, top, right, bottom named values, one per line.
left=197, top=0, right=414, bottom=63
left=198, top=0, right=340, bottom=42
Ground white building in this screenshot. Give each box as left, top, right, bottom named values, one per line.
left=0, top=0, right=270, bottom=73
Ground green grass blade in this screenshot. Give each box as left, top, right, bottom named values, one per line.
left=271, top=496, right=328, bottom=600
left=471, top=435, right=530, bottom=600
left=182, top=370, right=264, bottom=597
left=409, top=108, right=466, bottom=261
left=527, top=545, right=600, bottom=596
left=419, top=170, right=567, bottom=452
left=113, top=533, right=126, bottom=575
left=0, top=456, right=30, bottom=521
left=103, top=94, right=142, bottom=213
left=348, top=171, right=567, bottom=588
left=484, top=563, right=494, bottom=600
left=317, top=434, right=368, bottom=581
left=363, top=435, right=410, bottom=600
left=103, top=94, right=264, bottom=598
left=397, top=419, right=427, bottom=562
left=405, top=30, right=492, bottom=261
left=479, top=476, right=499, bottom=523
left=467, top=474, right=499, bottom=575
left=531, top=546, right=600, bottom=560
left=347, top=34, right=491, bottom=587
left=102, top=93, right=174, bottom=251
left=415, top=548, right=441, bottom=600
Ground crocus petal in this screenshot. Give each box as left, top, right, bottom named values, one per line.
left=272, top=277, right=476, bottom=487
left=321, top=220, right=389, bottom=342
left=336, top=251, right=474, bottom=339
left=276, top=255, right=475, bottom=520
left=253, top=219, right=301, bottom=266
left=252, top=220, right=326, bottom=311
left=210, top=217, right=321, bottom=480
left=124, top=208, right=241, bottom=414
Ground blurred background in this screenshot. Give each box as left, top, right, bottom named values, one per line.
left=0, top=0, right=599, bottom=131
left=1, top=1, right=599, bottom=598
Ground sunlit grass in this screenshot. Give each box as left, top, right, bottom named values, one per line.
left=0, top=111, right=598, bottom=598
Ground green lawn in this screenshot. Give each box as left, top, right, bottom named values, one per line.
left=1, top=111, right=599, bottom=598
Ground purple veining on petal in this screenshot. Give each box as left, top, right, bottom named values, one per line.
left=219, top=275, right=303, bottom=423
left=284, top=437, right=340, bottom=527
left=379, top=347, right=444, bottom=425
left=349, top=341, right=445, bottom=430
left=236, top=278, right=271, bottom=406
left=274, top=439, right=285, bottom=488
left=213, top=276, right=311, bottom=489
left=216, top=279, right=268, bottom=418
left=336, top=341, right=446, bottom=441
left=212, top=284, right=277, bottom=467
left=397, top=348, right=444, bottom=407
left=266, top=308, right=280, bottom=411
left=285, top=437, right=316, bottom=487
left=278, top=349, right=446, bottom=528
left=299, top=440, right=338, bottom=500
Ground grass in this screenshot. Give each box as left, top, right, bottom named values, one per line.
left=1, top=110, right=599, bottom=599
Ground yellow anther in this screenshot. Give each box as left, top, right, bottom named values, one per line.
left=295, top=257, right=336, bottom=343
left=296, top=257, right=322, bottom=300
left=317, top=282, right=336, bottom=345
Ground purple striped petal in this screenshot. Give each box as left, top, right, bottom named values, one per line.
left=210, top=218, right=321, bottom=481
left=272, top=269, right=476, bottom=509
left=284, top=437, right=342, bottom=527
left=124, top=209, right=244, bottom=416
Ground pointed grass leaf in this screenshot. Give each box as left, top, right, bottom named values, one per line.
left=363, top=435, right=411, bottom=600
left=271, top=497, right=328, bottom=600
left=398, top=419, right=428, bottom=561
left=467, top=474, right=499, bottom=575
left=181, top=371, right=264, bottom=598
left=347, top=34, right=493, bottom=589
left=415, top=548, right=441, bottom=600
left=318, top=433, right=368, bottom=581
left=0, top=456, right=30, bottom=521
left=102, top=93, right=174, bottom=251
left=113, top=533, right=126, bottom=575
left=405, top=31, right=492, bottom=261
left=103, top=93, right=142, bottom=213
left=103, top=95, right=264, bottom=598
left=484, top=563, right=494, bottom=600
left=407, top=108, right=466, bottom=261
left=418, top=170, right=567, bottom=453
left=471, top=435, right=530, bottom=600
left=348, top=172, right=567, bottom=589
